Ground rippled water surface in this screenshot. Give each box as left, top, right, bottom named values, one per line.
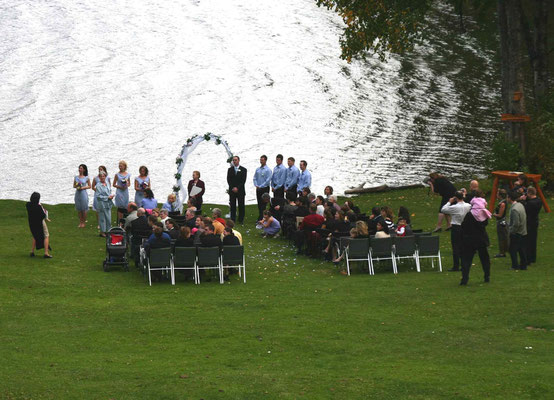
left=0, top=0, right=501, bottom=205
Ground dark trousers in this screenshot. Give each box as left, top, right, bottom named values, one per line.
left=496, top=220, right=509, bottom=255
left=286, top=185, right=298, bottom=201
left=461, top=243, right=490, bottom=283
left=450, top=225, right=462, bottom=269
left=509, top=233, right=528, bottom=268
left=229, top=192, right=245, bottom=223
left=256, top=186, right=270, bottom=221
left=273, top=186, right=284, bottom=199
left=526, top=223, right=538, bottom=263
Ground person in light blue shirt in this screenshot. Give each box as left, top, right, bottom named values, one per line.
left=271, top=154, right=287, bottom=199
left=254, top=155, right=273, bottom=221
left=297, top=160, right=312, bottom=194
left=285, top=157, right=300, bottom=200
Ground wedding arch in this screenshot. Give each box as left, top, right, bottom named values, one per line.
left=173, top=132, right=233, bottom=211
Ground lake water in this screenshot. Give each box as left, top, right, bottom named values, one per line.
left=0, top=0, right=501, bottom=206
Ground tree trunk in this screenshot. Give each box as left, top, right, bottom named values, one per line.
left=533, top=0, right=549, bottom=100
left=498, top=0, right=527, bottom=151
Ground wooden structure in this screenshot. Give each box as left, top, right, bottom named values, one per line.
left=489, top=171, right=550, bottom=213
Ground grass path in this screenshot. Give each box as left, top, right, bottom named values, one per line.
left=1, top=186, right=553, bottom=399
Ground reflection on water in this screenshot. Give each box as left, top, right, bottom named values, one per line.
left=0, top=0, right=500, bottom=205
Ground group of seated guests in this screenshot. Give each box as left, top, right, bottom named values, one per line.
left=121, top=203, right=243, bottom=280
left=255, top=186, right=413, bottom=272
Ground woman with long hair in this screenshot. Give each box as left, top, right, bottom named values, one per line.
left=74, top=164, right=91, bottom=228
left=26, top=192, right=52, bottom=258
left=141, top=188, right=158, bottom=210
left=134, top=165, right=151, bottom=206
left=113, top=160, right=131, bottom=221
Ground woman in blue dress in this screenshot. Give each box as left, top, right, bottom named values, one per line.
left=74, top=164, right=91, bottom=228
left=134, top=165, right=151, bottom=206
left=113, top=160, right=131, bottom=221
left=258, top=210, right=281, bottom=237
left=95, top=171, right=115, bottom=237
left=92, top=165, right=111, bottom=228
left=141, top=188, right=158, bottom=210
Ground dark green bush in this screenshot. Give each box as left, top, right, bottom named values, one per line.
left=486, top=132, right=523, bottom=172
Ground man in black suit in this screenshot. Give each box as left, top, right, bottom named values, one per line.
left=227, top=156, right=247, bottom=224
left=129, top=208, right=151, bottom=265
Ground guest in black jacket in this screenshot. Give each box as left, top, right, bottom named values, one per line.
left=26, top=192, right=52, bottom=258
left=175, top=226, right=195, bottom=247
left=222, top=226, right=241, bottom=246
left=428, top=172, right=456, bottom=232
left=524, top=187, right=542, bottom=264
left=200, top=224, right=222, bottom=248
left=227, top=156, right=247, bottom=224
left=460, top=208, right=491, bottom=285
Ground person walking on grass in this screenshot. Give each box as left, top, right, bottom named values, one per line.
left=441, top=191, right=471, bottom=272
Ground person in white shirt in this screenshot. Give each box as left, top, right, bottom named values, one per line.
left=441, top=191, right=471, bottom=271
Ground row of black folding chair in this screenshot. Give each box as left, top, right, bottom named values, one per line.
left=146, top=246, right=245, bottom=286
left=344, top=235, right=441, bottom=276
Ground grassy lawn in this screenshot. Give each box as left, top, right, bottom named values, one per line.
left=1, top=185, right=553, bottom=399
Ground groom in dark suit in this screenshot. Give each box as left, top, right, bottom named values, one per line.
left=227, top=156, right=247, bottom=224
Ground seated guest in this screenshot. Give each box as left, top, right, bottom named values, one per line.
left=367, top=207, right=384, bottom=236
left=184, top=208, right=197, bottom=229
left=162, top=194, right=179, bottom=213
left=328, top=195, right=341, bottom=211
left=375, top=221, right=390, bottom=238
left=380, top=206, right=395, bottom=231
left=301, top=187, right=311, bottom=198
left=282, top=191, right=299, bottom=215
left=224, top=219, right=243, bottom=245
left=212, top=214, right=225, bottom=236
left=145, top=222, right=171, bottom=253
left=200, top=223, right=222, bottom=248
left=129, top=208, right=151, bottom=264
left=141, top=189, right=158, bottom=210
left=346, top=211, right=357, bottom=225
left=147, top=215, right=158, bottom=228
left=258, top=210, right=281, bottom=238
left=212, top=208, right=226, bottom=226
left=159, top=209, right=170, bottom=230
left=150, top=208, right=160, bottom=220
left=307, top=192, right=316, bottom=204
left=324, top=185, right=334, bottom=200
left=397, top=206, right=411, bottom=226
left=193, top=216, right=205, bottom=245
left=296, top=204, right=325, bottom=254
left=295, top=197, right=310, bottom=217
left=355, top=220, right=369, bottom=238
left=345, top=200, right=361, bottom=215
left=222, top=226, right=241, bottom=246
left=165, top=218, right=180, bottom=239
left=124, top=202, right=138, bottom=230
left=174, top=226, right=195, bottom=247
left=315, top=196, right=325, bottom=216
left=395, top=217, right=412, bottom=237
left=322, top=209, right=336, bottom=231
left=332, top=227, right=360, bottom=265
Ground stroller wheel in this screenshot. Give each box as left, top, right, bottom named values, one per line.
left=103, top=260, right=109, bottom=272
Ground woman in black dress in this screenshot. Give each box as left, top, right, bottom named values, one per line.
left=428, top=172, right=456, bottom=232
left=187, top=171, right=205, bottom=212
left=26, top=192, right=52, bottom=258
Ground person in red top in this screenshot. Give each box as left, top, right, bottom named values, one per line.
left=212, top=208, right=226, bottom=226
left=295, top=204, right=325, bottom=254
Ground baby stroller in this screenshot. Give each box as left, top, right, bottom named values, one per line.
left=103, top=227, right=129, bottom=272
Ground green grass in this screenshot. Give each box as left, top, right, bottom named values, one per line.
left=1, top=186, right=553, bottom=399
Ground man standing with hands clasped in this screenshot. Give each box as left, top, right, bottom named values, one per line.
left=253, top=155, right=272, bottom=221
left=271, top=154, right=287, bottom=199
left=227, top=156, right=247, bottom=224
left=284, top=157, right=300, bottom=200
left=297, top=160, right=312, bottom=195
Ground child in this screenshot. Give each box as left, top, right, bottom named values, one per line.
left=396, top=217, right=408, bottom=237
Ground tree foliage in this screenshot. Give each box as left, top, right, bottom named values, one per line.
left=316, top=0, right=431, bottom=61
